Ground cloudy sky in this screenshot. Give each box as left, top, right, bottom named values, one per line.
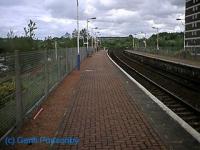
left=0, top=0, right=185, bottom=38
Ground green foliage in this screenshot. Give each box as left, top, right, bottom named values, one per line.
left=147, top=32, right=184, bottom=48
left=102, top=32, right=184, bottom=51
left=102, top=37, right=133, bottom=50
left=0, top=37, right=40, bottom=53
left=0, top=81, right=15, bottom=107
left=24, top=20, right=37, bottom=39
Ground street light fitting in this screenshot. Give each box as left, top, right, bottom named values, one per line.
left=152, top=27, right=158, bottom=29
left=88, top=17, right=96, bottom=20
left=90, top=17, right=96, bottom=20
left=176, top=18, right=184, bottom=21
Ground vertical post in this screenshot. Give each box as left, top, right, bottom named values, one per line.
left=184, top=5, right=186, bottom=51
left=87, top=19, right=89, bottom=56
left=55, top=41, right=58, bottom=60
left=44, top=49, right=48, bottom=98
left=66, top=49, right=68, bottom=74
left=96, top=37, right=98, bottom=51
left=157, top=28, right=159, bottom=51
left=184, top=25, right=186, bottom=51
left=144, top=33, right=147, bottom=49
left=132, top=37, right=134, bottom=50
left=92, top=37, right=93, bottom=48
left=69, top=49, right=72, bottom=72
left=77, top=0, right=80, bottom=70
left=15, top=50, right=23, bottom=128
left=55, top=41, right=60, bottom=81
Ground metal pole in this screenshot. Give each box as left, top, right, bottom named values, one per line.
left=44, top=49, right=48, bottom=98
left=66, top=48, right=68, bottom=74
left=157, top=28, right=159, bottom=51
left=184, top=30, right=185, bottom=51
left=87, top=19, right=89, bottom=56
left=144, top=33, right=147, bottom=49
left=15, top=50, right=23, bottom=129
left=55, top=41, right=58, bottom=60
left=55, top=41, right=60, bottom=81
left=92, top=36, right=93, bottom=48
left=77, top=0, right=80, bottom=70
left=132, top=37, right=134, bottom=50
left=183, top=21, right=186, bottom=51
left=95, top=37, right=97, bottom=51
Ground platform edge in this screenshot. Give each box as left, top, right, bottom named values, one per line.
left=107, top=51, right=200, bottom=143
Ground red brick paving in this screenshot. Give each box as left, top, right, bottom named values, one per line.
left=9, top=69, right=81, bottom=150
left=54, top=50, right=167, bottom=150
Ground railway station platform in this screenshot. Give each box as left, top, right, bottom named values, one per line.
left=6, top=50, right=200, bottom=150
left=125, top=50, right=200, bottom=69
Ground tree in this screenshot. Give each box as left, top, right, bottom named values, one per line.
left=7, top=30, right=14, bottom=39
left=24, top=20, right=37, bottom=39
left=44, top=36, right=54, bottom=50
left=128, top=34, right=133, bottom=38
left=63, top=32, right=71, bottom=38
left=72, top=29, right=78, bottom=38
left=80, top=28, right=88, bottom=39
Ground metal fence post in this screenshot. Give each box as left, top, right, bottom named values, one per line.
left=70, top=49, right=72, bottom=71
left=44, top=50, right=49, bottom=98
left=15, top=50, right=23, bottom=128
left=55, top=41, right=60, bottom=82
left=66, top=49, right=68, bottom=74
left=58, top=51, right=61, bottom=81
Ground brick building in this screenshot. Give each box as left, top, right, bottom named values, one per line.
left=185, top=0, right=200, bottom=52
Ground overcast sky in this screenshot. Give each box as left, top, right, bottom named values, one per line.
left=0, top=0, right=185, bottom=38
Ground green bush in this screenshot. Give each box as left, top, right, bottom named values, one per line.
left=0, top=81, right=15, bottom=107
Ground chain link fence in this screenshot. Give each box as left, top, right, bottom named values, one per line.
left=0, top=47, right=94, bottom=140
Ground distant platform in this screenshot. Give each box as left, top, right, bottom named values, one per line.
left=125, top=50, right=200, bottom=69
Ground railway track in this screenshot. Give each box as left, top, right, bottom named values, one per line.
left=109, top=50, right=200, bottom=133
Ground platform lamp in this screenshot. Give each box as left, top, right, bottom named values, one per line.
left=141, top=32, right=147, bottom=49
left=132, top=33, right=137, bottom=50
left=87, top=17, right=96, bottom=55
left=176, top=18, right=185, bottom=51
left=91, top=27, right=98, bottom=48
left=152, top=27, right=159, bottom=51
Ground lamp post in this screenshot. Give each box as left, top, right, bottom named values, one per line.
left=76, top=0, right=80, bottom=70
left=141, top=32, right=147, bottom=49
left=80, top=36, right=85, bottom=46
left=94, top=31, right=100, bottom=51
left=87, top=17, right=96, bottom=55
left=132, top=33, right=137, bottom=50
left=91, top=27, right=98, bottom=48
left=152, top=27, right=159, bottom=51
left=176, top=18, right=185, bottom=51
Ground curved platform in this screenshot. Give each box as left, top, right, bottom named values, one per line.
left=5, top=50, right=200, bottom=150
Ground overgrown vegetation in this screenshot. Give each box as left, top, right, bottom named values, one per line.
left=0, top=81, right=15, bottom=108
